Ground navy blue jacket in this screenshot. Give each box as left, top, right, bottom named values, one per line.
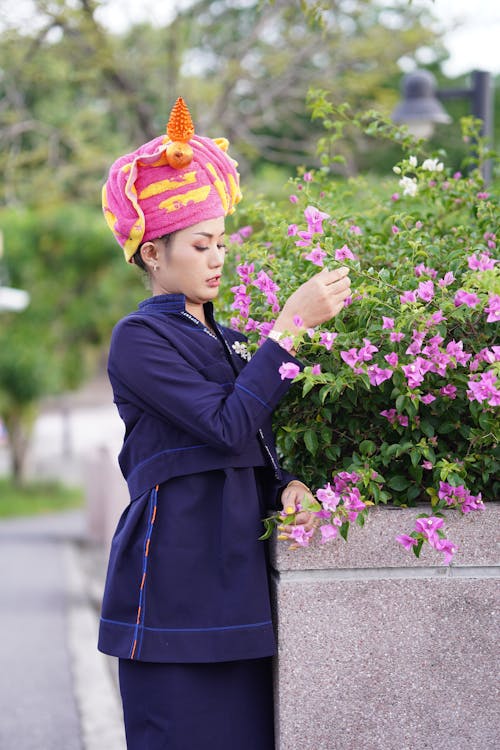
left=98, top=293, right=302, bottom=663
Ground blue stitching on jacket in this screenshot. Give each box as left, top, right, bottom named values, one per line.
left=101, top=616, right=272, bottom=633
left=235, top=383, right=270, bottom=409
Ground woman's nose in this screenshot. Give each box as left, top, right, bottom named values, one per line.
left=208, top=245, right=225, bottom=267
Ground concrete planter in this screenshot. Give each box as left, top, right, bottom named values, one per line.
left=270, top=505, right=499, bottom=750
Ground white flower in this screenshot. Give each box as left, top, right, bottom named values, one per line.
left=399, top=176, right=418, bottom=197
left=392, top=165, right=402, bottom=174
left=409, top=155, right=418, bottom=168
left=421, top=158, right=444, bottom=172
left=232, top=340, right=252, bottom=361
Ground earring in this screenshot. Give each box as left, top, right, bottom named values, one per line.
left=153, top=264, right=159, bottom=272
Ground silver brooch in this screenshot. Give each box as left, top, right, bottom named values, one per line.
left=231, top=341, right=252, bottom=362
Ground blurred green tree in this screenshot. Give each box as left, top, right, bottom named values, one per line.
left=0, top=0, right=444, bottom=208
left=0, top=206, right=143, bottom=481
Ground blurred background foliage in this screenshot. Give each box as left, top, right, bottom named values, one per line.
left=0, top=0, right=498, bottom=480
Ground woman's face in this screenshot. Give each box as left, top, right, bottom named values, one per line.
left=150, top=216, right=226, bottom=304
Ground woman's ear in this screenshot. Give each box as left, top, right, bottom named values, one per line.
left=140, top=241, right=160, bottom=273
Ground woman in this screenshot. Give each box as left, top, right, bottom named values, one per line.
left=99, top=97, right=350, bottom=749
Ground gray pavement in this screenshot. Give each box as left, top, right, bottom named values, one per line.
left=0, top=510, right=126, bottom=750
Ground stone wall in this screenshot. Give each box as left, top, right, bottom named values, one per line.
left=271, top=505, right=499, bottom=750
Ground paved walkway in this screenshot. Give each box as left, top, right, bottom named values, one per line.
left=0, top=510, right=126, bottom=750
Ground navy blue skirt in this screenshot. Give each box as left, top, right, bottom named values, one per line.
left=119, top=657, right=275, bottom=750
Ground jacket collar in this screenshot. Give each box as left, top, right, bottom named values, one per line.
left=138, top=294, right=215, bottom=321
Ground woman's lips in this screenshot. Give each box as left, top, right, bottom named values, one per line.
left=206, top=276, right=221, bottom=287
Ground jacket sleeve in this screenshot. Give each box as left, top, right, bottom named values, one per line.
left=108, top=318, right=303, bottom=454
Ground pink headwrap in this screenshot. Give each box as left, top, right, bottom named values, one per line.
left=102, top=98, right=242, bottom=262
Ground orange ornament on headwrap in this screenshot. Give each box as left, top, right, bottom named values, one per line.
left=102, top=97, right=242, bottom=262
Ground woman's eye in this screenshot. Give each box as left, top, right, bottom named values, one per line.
left=194, top=246, right=209, bottom=251
left=217, top=244, right=227, bottom=251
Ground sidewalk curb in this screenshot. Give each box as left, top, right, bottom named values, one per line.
left=64, top=543, right=126, bottom=750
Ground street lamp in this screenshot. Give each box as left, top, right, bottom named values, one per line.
left=0, top=231, right=30, bottom=312
left=392, top=69, right=494, bottom=182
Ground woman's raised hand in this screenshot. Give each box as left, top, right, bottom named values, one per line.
left=273, top=266, right=351, bottom=335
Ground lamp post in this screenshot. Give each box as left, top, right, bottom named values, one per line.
left=392, top=69, right=493, bottom=183
left=0, top=231, right=30, bottom=312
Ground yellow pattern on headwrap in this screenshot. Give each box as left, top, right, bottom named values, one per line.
left=205, top=163, right=229, bottom=213
left=159, top=185, right=211, bottom=213
left=139, top=172, right=198, bottom=200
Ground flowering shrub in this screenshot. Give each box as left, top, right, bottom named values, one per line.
left=227, top=98, right=499, bottom=564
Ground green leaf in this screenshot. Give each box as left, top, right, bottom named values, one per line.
left=388, top=475, right=412, bottom=491
left=410, top=448, right=421, bottom=467
left=359, top=439, right=376, bottom=456
left=304, top=429, right=319, bottom=455
left=420, top=420, right=435, bottom=438
left=339, top=522, right=349, bottom=541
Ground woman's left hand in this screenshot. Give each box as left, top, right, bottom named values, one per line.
left=279, top=479, right=317, bottom=534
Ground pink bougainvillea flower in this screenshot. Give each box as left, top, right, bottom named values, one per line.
left=406, top=329, right=426, bottom=356
left=253, top=270, right=279, bottom=294
left=485, top=294, right=500, bottom=323
left=258, top=320, right=275, bottom=339
left=397, top=415, right=409, bottom=427
left=476, top=192, right=490, bottom=200
left=305, top=246, right=327, bottom=266
left=335, top=244, right=356, bottom=261
left=340, top=348, right=360, bottom=368
left=434, top=538, right=457, bottom=565
left=358, top=338, right=378, bottom=361
left=288, top=526, right=314, bottom=547
left=303, top=171, right=313, bottom=182
left=287, top=224, right=298, bottom=236
left=311, top=363, right=321, bottom=375
left=236, top=262, right=255, bottom=283
left=414, top=263, right=437, bottom=279
left=422, top=460, right=433, bottom=470
left=316, top=483, right=341, bottom=511
left=244, top=318, right=259, bottom=332
left=468, top=252, right=496, bottom=271
left=295, top=230, right=314, bottom=247
left=279, top=337, right=294, bottom=352
left=454, top=290, right=481, bottom=308
left=446, top=340, right=471, bottom=366
left=319, top=331, right=337, bottom=350
left=440, top=384, right=457, bottom=399
left=417, top=280, right=435, bottom=302
left=395, top=534, right=418, bottom=551
left=467, top=371, right=500, bottom=406
left=367, top=365, right=393, bottom=386
left=420, top=393, right=436, bottom=405
left=238, top=225, right=253, bottom=239
left=278, top=362, right=300, bottom=380
left=391, top=193, right=400, bottom=201
left=392, top=225, right=399, bottom=234
left=289, top=194, right=299, bottom=204
left=390, top=331, right=405, bottom=342
left=320, top=524, right=339, bottom=543
left=438, top=271, right=455, bottom=287
left=384, top=352, right=399, bottom=367
left=304, top=205, right=330, bottom=234
left=349, top=224, right=362, bottom=235
left=382, top=316, right=395, bottom=329
left=414, top=516, right=444, bottom=542
left=380, top=408, right=396, bottom=423
left=402, top=356, right=432, bottom=388
left=343, top=488, right=366, bottom=513
left=400, top=290, right=417, bottom=304
left=427, top=310, right=446, bottom=325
